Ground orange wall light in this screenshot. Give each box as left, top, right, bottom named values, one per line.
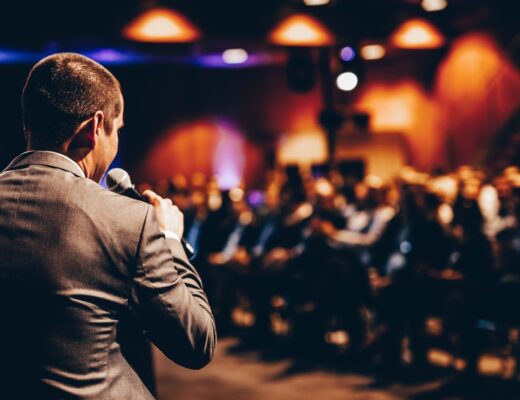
left=391, top=18, right=445, bottom=49
left=269, top=14, right=334, bottom=46
left=123, top=8, right=201, bottom=43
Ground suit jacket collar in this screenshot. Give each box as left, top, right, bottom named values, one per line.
left=3, top=151, right=86, bottom=178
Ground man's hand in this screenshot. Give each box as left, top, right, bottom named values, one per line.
left=143, top=190, right=184, bottom=239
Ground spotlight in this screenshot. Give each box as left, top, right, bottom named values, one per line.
left=222, top=48, right=248, bottom=64
left=339, top=46, right=356, bottom=61
left=336, top=72, right=358, bottom=91
left=421, top=0, right=448, bottom=12
left=360, top=44, right=386, bottom=60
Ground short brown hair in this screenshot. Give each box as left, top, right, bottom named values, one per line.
left=22, top=53, right=122, bottom=149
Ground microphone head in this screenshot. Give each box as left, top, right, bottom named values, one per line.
left=106, top=168, right=133, bottom=194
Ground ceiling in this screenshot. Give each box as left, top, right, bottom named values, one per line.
left=0, top=0, right=517, bottom=51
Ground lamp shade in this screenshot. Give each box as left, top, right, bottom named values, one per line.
left=391, top=18, right=445, bottom=49
left=123, top=7, right=201, bottom=43
left=269, top=14, right=334, bottom=46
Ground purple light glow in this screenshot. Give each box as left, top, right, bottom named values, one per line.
left=82, top=49, right=144, bottom=64
left=247, top=191, right=265, bottom=208
left=213, top=120, right=246, bottom=190
left=0, top=49, right=39, bottom=63
left=340, top=46, right=356, bottom=62
left=191, top=53, right=282, bottom=68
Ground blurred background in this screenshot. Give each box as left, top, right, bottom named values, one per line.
left=1, top=0, right=520, bottom=399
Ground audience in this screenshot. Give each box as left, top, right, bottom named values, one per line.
left=140, top=163, right=520, bottom=379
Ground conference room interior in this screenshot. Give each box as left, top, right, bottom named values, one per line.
left=1, top=0, right=520, bottom=399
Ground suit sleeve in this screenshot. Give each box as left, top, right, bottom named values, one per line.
left=130, top=206, right=216, bottom=369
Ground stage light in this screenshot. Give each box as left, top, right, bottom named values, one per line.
left=303, top=0, right=331, bottom=5
left=123, top=7, right=200, bottom=43
left=336, top=71, right=358, bottom=91
left=269, top=14, right=334, bottom=46
left=222, top=48, right=248, bottom=64
left=339, top=46, right=355, bottom=61
left=391, top=18, right=445, bottom=49
left=421, top=0, right=447, bottom=12
left=360, top=44, right=386, bottom=60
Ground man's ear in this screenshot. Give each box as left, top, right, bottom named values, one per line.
left=69, top=111, right=105, bottom=150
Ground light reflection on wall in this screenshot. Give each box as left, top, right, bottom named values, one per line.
left=139, top=119, right=264, bottom=188
left=356, top=80, right=440, bottom=167
left=213, top=122, right=246, bottom=189
left=434, top=33, right=520, bottom=165
left=277, top=130, right=328, bottom=165
left=355, top=32, right=520, bottom=168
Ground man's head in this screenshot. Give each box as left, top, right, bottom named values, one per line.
left=22, top=53, right=124, bottom=181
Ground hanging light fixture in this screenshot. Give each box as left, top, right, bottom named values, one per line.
left=268, top=14, right=334, bottom=46
left=123, top=7, right=201, bottom=43
left=391, top=18, right=445, bottom=49
left=303, top=0, right=331, bottom=6
left=421, top=0, right=448, bottom=12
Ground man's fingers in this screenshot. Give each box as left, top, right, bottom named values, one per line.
left=142, top=189, right=162, bottom=206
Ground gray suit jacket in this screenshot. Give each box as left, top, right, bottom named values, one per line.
left=0, top=151, right=216, bottom=399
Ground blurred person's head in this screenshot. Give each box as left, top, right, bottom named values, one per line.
left=191, top=172, right=207, bottom=191
left=170, top=174, right=189, bottom=210
left=355, top=176, right=383, bottom=209
left=279, top=166, right=307, bottom=211
left=207, top=176, right=223, bottom=211
left=354, top=182, right=368, bottom=203
left=155, top=178, right=169, bottom=197
left=264, top=182, right=280, bottom=210
left=460, top=177, right=482, bottom=200
left=22, top=53, right=123, bottom=182
left=313, top=177, right=336, bottom=210
left=456, top=199, right=484, bottom=237
left=228, top=186, right=248, bottom=214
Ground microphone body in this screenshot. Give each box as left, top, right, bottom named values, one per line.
left=106, top=169, right=195, bottom=259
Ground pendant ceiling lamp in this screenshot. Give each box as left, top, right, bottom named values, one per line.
left=123, top=7, right=201, bottom=43
left=391, top=18, right=445, bottom=49
left=269, top=14, right=334, bottom=46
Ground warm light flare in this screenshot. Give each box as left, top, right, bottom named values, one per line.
left=269, top=14, right=334, bottom=46
left=123, top=8, right=201, bottom=43
left=391, top=18, right=445, bottom=49
left=360, top=44, right=386, bottom=60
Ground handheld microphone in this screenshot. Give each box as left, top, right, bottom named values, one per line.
left=106, top=168, right=195, bottom=259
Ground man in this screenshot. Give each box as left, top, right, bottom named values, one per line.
left=0, top=53, right=216, bottom=399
